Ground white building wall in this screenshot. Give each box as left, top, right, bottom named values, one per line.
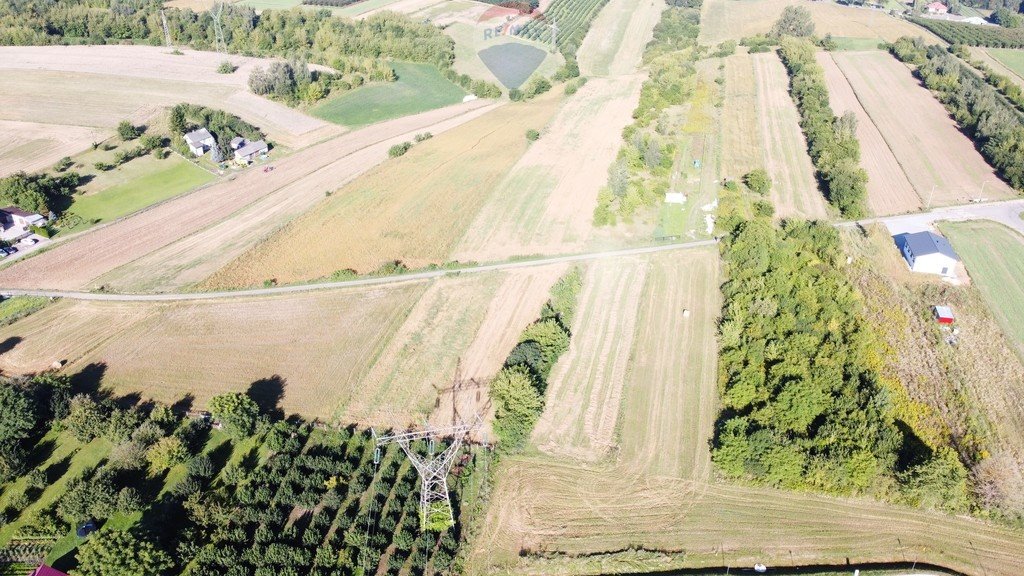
left=910, top=253, right=956, bottom=277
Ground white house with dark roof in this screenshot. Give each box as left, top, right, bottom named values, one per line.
left=234, top=139, right=268, bottom=164
left=894, top=231, right=959, bottom=277
left=183, top=128, right=216, bottom=156
left=230, top=136, right=246, bottom=150
left=0, top=206, right=46, bottom=241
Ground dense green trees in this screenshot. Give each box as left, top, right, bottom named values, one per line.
left=208, top=392, right=259, bottom=438
left=73, top=529, right=173, bottom=576
left=778, top=37, right=868, bottom=217
left=0, top=170, right=80, bottom=215
left=743, top=169, right=771, bottom=195
left=770, top=5, right=815, bottom=38
left=890, top=38, right=1024, bottom=190
left=170, top=103, right=266, bottom=158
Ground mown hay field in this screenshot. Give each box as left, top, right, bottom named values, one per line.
left=0, top=120, right=107, bottom=176
left=721, top=51, right=762, bottom=180
left=942, top=221, right=1024, bottom=361
left=817, top=51, right=920, bottom=216
left=751, top=52, right=829, bottom=220
left=829, top=51, right=1016, bottom=207
left=699, top=0, right=941, bottom=46
left=200, top=93, right=559, bottom=290
left=987, top=48, right=1024, bottom=78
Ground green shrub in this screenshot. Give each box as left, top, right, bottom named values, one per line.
left=743, top=168, right=771, bottom=195
left=217, top=60, right=237, bottom=74
left=525, top=129, right=540, bottom=142
left=388, top=142, right=412, bottom=157
left=117, top=120, right=141, bottom=141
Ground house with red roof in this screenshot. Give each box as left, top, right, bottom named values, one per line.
left=925, top=1, right=948, bottom=14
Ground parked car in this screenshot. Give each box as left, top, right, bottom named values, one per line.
left=19, top=237, right=37, bottom=246
left=2, top=246, right=17, bottom=255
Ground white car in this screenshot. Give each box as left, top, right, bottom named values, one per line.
left=19, top=237, right=38, bottom=246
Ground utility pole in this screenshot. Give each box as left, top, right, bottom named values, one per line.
left=213, top=3, right=227, bottom=54
left=372, top=416, right=482, bottom=531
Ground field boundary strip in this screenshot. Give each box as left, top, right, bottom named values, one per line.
left=0, top=240, right=718, bottom=302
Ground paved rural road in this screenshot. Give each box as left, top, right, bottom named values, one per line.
left=0, top=239, right=719, bottom=302
left=840, top=198, right=1024, bottom=236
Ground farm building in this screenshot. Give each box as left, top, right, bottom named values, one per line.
left=0, top=206, right=46, bottom=241
left=235, top=139, right=269, bottom=164
left=894, top=231, right=959, bottom=277
left=933, top=305, right=955, bottom=324
left=184, top=128, right=216, bottom=156
left=924, top=1, right=948, bottom=13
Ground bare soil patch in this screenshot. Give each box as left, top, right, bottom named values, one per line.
left=831, top=51, right=1016, bottom=206
left=751, top=52, right=829, bottom=220
left=0, top=100, right=495, bottom=291
left=817, top=51, right=920, bottom=216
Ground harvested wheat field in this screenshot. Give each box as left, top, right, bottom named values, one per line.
left=470, top=457, right=1024, bottom=575
left=577, top=0, right=664, bottom=78
left=817, top=51, right=920, bottom=216
left=721, top=51, right=762, bottom=180
left=454, top=76, right=642, bottom=261
left=531, top=256, right=649, bottom=460
left=198, top=95, right=555, bottom=290
left=0, top=283, right=427, bottom=420
left=699, top=0, right=941, bottom=46
left=0, top=100, right=495, bottom=292
left=831, top=51, right=1015, bottom=206
left=751, top=52, right=829, bottom=220
left=0, top=46, right=338, bottom=148
left=617, top=248, right=719, bottom=479
left=0, top=120, right=107, bottom=176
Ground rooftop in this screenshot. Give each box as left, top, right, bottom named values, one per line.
left=235, top=139, right=268, bottom=157
left=184, top=128, right=214, bottom=145
left=897, top=231, right=959, bottom=260
left=0, top=205, right=37, bottom=218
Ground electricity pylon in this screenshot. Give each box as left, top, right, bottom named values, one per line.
left=372, top=416, right=481, bottom=531
left=212, top=3, right=227, bottom=53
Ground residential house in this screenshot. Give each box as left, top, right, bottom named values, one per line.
left=184, top=128, right=216, bottom=156
left=894, top=231, right=959, bottom=277
left=925, top=1, right=948, bottom=14
left=0, top=206, right=46, bottom=242
left=230, top=136, right=246, bottom=150
left=234, top=139, right=269, bottom=164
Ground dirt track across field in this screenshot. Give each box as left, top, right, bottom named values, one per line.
left=0, top=100, right=497, bottom=291
left=817, top=51, right=920, bottom=216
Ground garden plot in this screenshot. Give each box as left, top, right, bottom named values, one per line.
left=0, top=100, right=494, bottom=291
left=751, top=52, right=829, bottom=220
left=830, top=51, right=1015, bottom=207
left=816, top=51, right=920, bottom=216
left=0, top=120, right=107, bottom=176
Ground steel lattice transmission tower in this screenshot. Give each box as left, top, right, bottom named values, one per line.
left=212, top=3, right=227, bottom=53
left=373, top=416, right=481, bottom=531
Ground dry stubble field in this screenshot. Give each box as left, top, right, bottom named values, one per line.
left=720, top=51, right=762, bottom=180
left=0, top=100, right=495, bottom=291
left=830, top=51, right=1016, bottom=207
left=198, top=94, right=555, bottom=289
left=699, top=0, right=942, bottom=46
left=751, top=52, right=829, bottom=220
left=0, top=46, right=338, bottom=151
left=0, top=120, right=108, bottom=177
left=816, top=51, right=920, bottom=215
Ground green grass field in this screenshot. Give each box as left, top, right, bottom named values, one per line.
left=237, top=0, right=302, bottom=9
left=831, top=36, right=885, bottom=51
left=988, top=48, right=1024, bottom=78
left=310, top=62, right=466, bottom=127
left=66, top=156, right=213, bottom=232
left=942, top=220, right=1024, bottom=360
left=0, top=296, right=48, bottom=327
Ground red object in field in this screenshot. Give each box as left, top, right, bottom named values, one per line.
left=31, top=565, right=70, bottom=576
left=933, top=305, right=955, bottom=324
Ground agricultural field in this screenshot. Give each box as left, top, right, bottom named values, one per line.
left=699, top=0, right=940, bottom=46
left=829, top=50, right=1016, bottom=207
left=576, top=0, right=665, bottom=77
left=0, top=99, right=495, bottom=291
left=64, top=156, right=215, bottom=232
left=310, top=62, right=466, bottom=127
left=817, top=51, right=920, bottom=215
left=987, top=47, right=1024, bottom=79
left=200, top=94, right=556, bottom=289
left=721, top=51, right=762, bottom=180
left=750, top=52, right=829, bottom=220
left=942, top=221, right=1024, bottom=361
left=0, top=121, right=107, bottom=177
left=447, top=22, right=563, bottom=90
left=0, top=45, right=339, bottom=150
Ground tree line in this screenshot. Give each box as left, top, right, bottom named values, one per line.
left=778, top=36, right=869, bottom=218
left=890, top=37, right=1024, bottom=190
left=712, top=217, right=971, bottom=511
left=593, top=2, right=701, bottom=225
left=0, top=171, right=80, bottom=217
